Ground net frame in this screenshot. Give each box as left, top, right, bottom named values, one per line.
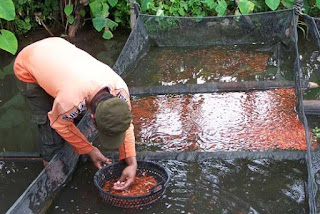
left=112, top=5, right=317, bottom=213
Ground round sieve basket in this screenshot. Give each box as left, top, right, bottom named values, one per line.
left=94, top=161, right=171, bottom=209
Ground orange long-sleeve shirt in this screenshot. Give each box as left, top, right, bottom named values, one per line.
left=14, top=37, right=135, bottom=160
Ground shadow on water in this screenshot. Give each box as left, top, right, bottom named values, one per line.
left=47, top=159, right=308, bottom=214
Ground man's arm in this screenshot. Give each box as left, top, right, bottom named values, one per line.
left=113, top=156, right=137, bottom=190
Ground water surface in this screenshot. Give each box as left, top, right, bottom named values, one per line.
left=123, top=45, right=295, bottom=87
left=131, top=88, right=310, bottom=152
left=48, top=159, right=308, bottom=214
left=0, top=160, right=43, bottom=213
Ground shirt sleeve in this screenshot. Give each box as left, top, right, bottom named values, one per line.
left=48, top=98, right=93, bottom=154
left=118, top=123, right=136, bottom=160
left=115, top=86, right=136, bottom=160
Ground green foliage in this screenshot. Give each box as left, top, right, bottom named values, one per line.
left=108, top=0, right=118, bottom=7
left=282, top=0, right=294, bottom=8
left=0, top=0, right=15, bottom=21
left=312, top=126, right=320, bottom=139
left=0, top=29, right=18, bottom=54
left=137, top=0, right=320, bottom=17
left=265, top=0, right=280, bottom=11
left=112, top=0, right=130, bottom=27
left=64, top=4, right=74, bottom=25
left=88, top=0, right=119, bottom=39
left=305, top=0, right=320, bottom=17
left=2, top=0, right=320, bottom=47
left=317, top=0, right=320, bottom=9
left=238, top=0, right=255, bottom=15
left=12, top=0, right=59, bottom=35
left=64, top=4, right=74, bottom=16
left=0, top=0, right=18, bottom=55
left=216, top=0, right=228, bottom=16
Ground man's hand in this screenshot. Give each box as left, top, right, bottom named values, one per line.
left=88, top=146, right=112, bottom=169
left=113, top=156, right=137, bottom=190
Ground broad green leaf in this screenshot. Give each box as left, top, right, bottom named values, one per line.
left=102, top=29, right=113, bottom=39
left=92, top=17, right=106, bottom=32
left=0, top=30, right=18, bottom=55
left=178, top=8, right=185, bottom=16
left=90, top=1, right=102, bottom=17
left=265, top=0, right=280, bottom=10
left=68, top=15, right=74, bottom=24
left=215, top=0, right=227, bottom=16
left=317, top=0, right=320, bottom=9
left=108, top=0, right=118, bottom=7
left=141, top=0, right=152, bottom=12
left=25, top=16, right=30, bottom=23
left=101, top=4, right=110, bottom=18
left=156, top=9, right=164, bottom=16
left=90, top=1, right=109, bottom=17
left=281, top=0, right=294, bottom=8
left=203, top=0, right=217, bottom=9
left=238, top=0, right=254, bottom=15
left=105, top=18, right=118, bottom=30
left=180, top=1, right=188, bottom=11
left=0, top=0, right=15, bottom=21
left=64, top=4, right=73, bottom=16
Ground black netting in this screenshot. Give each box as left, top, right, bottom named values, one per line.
left=113, top=16, right=150, bottom=76
left=140, top=9, right=294, bottom=47
left=7, top=5, right=320, bottom=214
left=302, top=14, right=320, bottom=214
left=112, top=5, right=317, bottom=214
left=303, top=16, right=320, bottom=48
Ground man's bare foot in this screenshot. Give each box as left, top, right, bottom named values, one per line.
left=43, top=160, right=49, bottom=167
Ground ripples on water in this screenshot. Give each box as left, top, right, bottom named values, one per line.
left=48, top=159, right=308, bottom=214
left=132, top=88, right=311, bottom=152
left=124, top=45, right=289, bottom=87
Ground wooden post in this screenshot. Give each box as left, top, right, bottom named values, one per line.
left=129, top=0, right=137, bottom=29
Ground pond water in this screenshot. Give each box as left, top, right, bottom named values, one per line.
left=0, top=26, right=320, bottom=214
left=0, top=160, right=43, bottom=213
left=131, top=89, right=310, bottom=152
left=300, top=36, right=320, bottom=100
left=123, top=45, right=294, bottom=87
left=47, top=159, right=308, bottom=214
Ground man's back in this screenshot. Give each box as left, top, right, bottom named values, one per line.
left=14, top=37, right=117, bottom=98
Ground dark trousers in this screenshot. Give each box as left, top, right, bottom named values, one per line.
left=16, top=79, right=64, bottom=161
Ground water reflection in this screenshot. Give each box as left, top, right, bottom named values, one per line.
left=299, top=38, right=320, bottom=100
left=132, top=89, right=311, bottom=151
left=123, top=45, right=293, bottom=88
left=0, top=72, right=39, bottom=153
left=48, top=159, right=308, bottom=214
